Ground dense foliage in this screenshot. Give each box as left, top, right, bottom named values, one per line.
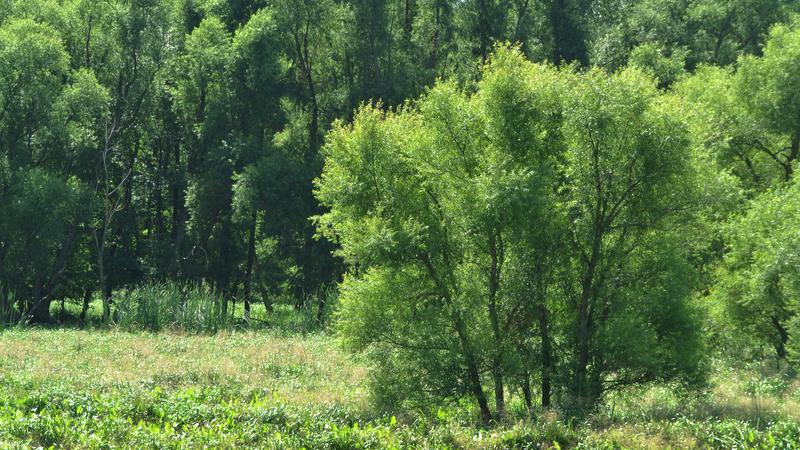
left=318, top=47, right=706, bottom=419
left=1, top=0, right=800, bottom=435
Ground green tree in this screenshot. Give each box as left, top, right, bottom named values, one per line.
left=317, top=47, right=704, bottom=419
left=737, top=17, right=800, bottom=182
left=173, top=15, right=236, bottom=296
left=590, top=0, right=797, bottom=71
left=673, top=66, right=778, bottom=191
left=0, top=170, right=92, bottom=323
left=714, top=178, right=800, bottom=360
left=559, top=67, right=704, bottom=408
left=0, top=19, right=69, bottom=170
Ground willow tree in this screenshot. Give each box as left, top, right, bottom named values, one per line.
left=0, top=18, right=100, bottom=323
left=558, top=67, right=704, bottom=408
left=317, top=46, right=704, bottom=419
left=714, top=177, right=800, bottom=361
left=317, top=47, right=563, bottom=421
left=737, top=17, right=800, bottom=183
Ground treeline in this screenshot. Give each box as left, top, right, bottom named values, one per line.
left=0, top=0, right=799, bottom=416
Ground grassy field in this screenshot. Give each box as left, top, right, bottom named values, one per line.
left=1, top=325, right=800, bottom=449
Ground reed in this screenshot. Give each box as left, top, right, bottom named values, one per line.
left=114, top=282, right=231, bottom=333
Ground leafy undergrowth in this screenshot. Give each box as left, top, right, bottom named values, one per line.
left=0, top=329, right=798, bottom=449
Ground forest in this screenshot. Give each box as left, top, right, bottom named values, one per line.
left=2, top=0, right=800, bottom=448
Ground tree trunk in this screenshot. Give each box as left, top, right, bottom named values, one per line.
left=258, top=283, right=273, bottom=314
left=785, top=134, right=799, bottom=181
left=538, top=304, right=553, bottom=408
left=171, top=141, right=185, bottom=277
left=549, top=0, right=564, bottom=64
left=772, top=315, right=788, bottom=360
left=243, top=209, right=257, bottom=323
left=575, top=235, right=600, bottom=407
left=548, top=0, right=587, bottom=66
left=316, top=293, right=326, bottom=325
left=521, top=369, right=533, bottom=416
left=79, top=287, right=92, bottom=325
left=102, top=283, right=112, bottom=324
left=454, top=312, right=493, bottom=423
left=243, top=294, right=251, bottom=323
left=477, top=0, right=490, bottom=64
left=422, top=255, right=493, bottom=423
left=98, top=247, right=111, bottom=324
left=29, top=296, right=51, bottom=324
left=487, top=231, right=505, bottom=418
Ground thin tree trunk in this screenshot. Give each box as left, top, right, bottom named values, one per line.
left=477, top=0, right=490, bottom=64
left=455, top=313, right=493, bottom=423
left=243, top=209, right=257, bottom=323
left=98, top=243, right=110, bottom=323
left=258, top=282, right=273, bottom=314
left=772, top=315, right=788, bottom=359
left=422, top=255, right=493, bottom=423
left=538, top=304, right=553, bottom=408
left=171, top=140, right=185, bottom=276
left=549, top=0, right=564, bottom=64
left=576, top=234, right=600, bottom=406
left=316, top=292, right=326, bottom=324
left=79, top=287, right=92, bottom=325
left=785, top=134, right=799, bottom=181
left=521, top=369, right=533, bottom=416
left=487, top=231, right=505, bottom=418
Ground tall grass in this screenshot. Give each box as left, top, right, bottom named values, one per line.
left=74, top=282, right=338, bottom=334
left=0, top=288, right=19, bottom=327
left=114, top=282, right=230, bottom=333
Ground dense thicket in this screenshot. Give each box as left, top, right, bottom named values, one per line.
left=1, top=0, right=799, bottom=419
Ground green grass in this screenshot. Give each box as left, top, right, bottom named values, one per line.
left=0, top=329, right=559, bottom=449
left=0, top=328, right=799, bottom=448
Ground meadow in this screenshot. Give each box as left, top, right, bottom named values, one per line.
left=1, top=303, right=799, bottom=449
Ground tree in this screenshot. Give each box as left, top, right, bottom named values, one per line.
left=273, top=0, right=337, bottom=160
left=589, top=0, right=798, bottom=71
left=671, top=18, right=800, bottom=195
left=0, top=170, right=92, bottom=323
left=0, top=19, right=69, bottom=171
left=627, top=42, right=687, bottom=88
left=673, top=66, right=779, bottom=191
left=173, top=15, right=236, bottom=296
left=545, top=0, right=589, bottom=65
left=317, top=46, right=704, bottom=419
left=84, top=0, right=178, bottom=322
left=714, top=178, right=800, bottom=360
left=318, top=100, right=500, bottom=420
left=737, top=17, right=800, bottom=182
left=0, top=18, right=104, bottom=323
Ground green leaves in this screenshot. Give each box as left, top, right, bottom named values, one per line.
left=318, top=45, right=704, bottom=413
left=714, top=176, right=800, bottom=361
left=738, top=18, right=800, bottom=138
left=0, top=169, right=92, bottom=316
left=0, top=18, right=70, bottom=169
